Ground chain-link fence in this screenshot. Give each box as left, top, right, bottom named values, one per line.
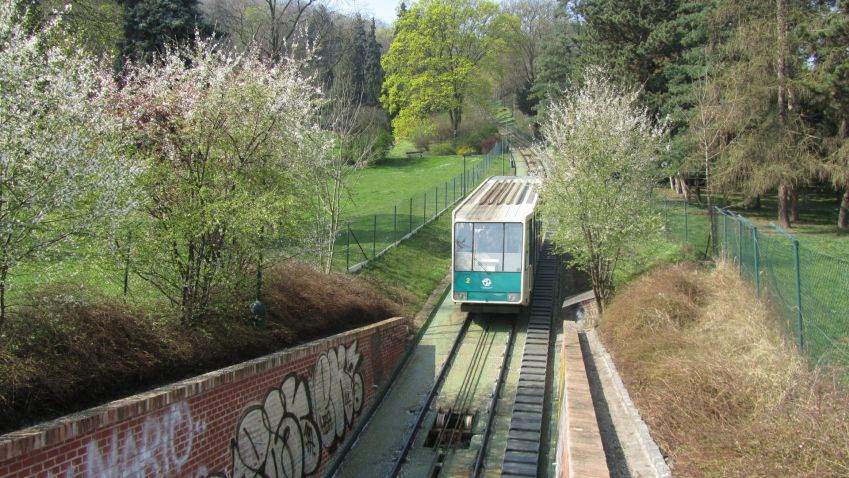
left=660, top=197, right=849, bottom=367
left=336, top=143, right=505, bottom=272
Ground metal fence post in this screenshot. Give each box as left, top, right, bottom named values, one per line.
left=424, top=191, right=427, bottom=223
left=410, top=197, right=413, bottom=232
left=771, top=223, right=805, bottom=351
left=373, top=214, right=377, bottom=258
left=792, top=238, right=804, bottom=351
left=434, top=187, right=438, bottom=218
left=394, top=204, right=397, bottom=241
left=752, top=226, right=760, bottom=297
left=723, top=212, right=728, bottom=260
left=684, top=200, right=689, bottom=243
left=444, top=181, right=448, bottom=210
left=738, top=218, right=743, bottom=276
left=346, top=223, right=350, bottom=271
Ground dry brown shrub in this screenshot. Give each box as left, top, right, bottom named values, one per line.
left=262, top=261, right=402, bottom=338
left=599, top=262, right=849, bottom=477
left=0, top=261, right=401, bottom=434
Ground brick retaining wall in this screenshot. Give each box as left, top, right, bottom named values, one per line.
left=0, top=317, right=408, bottom=478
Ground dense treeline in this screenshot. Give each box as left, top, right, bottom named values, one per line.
left=532, top=0, right=849, bottom=231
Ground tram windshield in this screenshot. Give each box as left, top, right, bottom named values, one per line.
left=454, top=222, right=523, bottom=272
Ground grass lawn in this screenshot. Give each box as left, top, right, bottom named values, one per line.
left=358, top=208, right=453, bottom=318
left=341, top=139, right=497, bottom=220
left=335, top=140, right=503, bottom=271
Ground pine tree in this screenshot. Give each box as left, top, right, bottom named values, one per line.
left=531, top=1, right=581, bottom=113
left=119, top=0, right=210, bottom=64
left=364, top=18, right=385, bottom=106
left=572, top=0, right=684, bottom=114
left=334, top=15, right=367, bottom=101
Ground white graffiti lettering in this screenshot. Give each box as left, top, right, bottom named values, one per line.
left=53, top=401, right=207, bottom=478
left=230, top=373, right=321, bottom=478
left=310, top=341, right=364, bottom=449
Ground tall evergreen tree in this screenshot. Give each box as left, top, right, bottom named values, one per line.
left=572, top=0, right=684, bottom=114
left=364, top=18, right=385, bottom=106
left=119, top=0, right=210, bottom=64
left=798, top=0, right=849, bottom=229
left=531, top=0, right=581, bottom=113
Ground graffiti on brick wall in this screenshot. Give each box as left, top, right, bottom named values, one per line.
left=49, top=401, right=208, bottom=478
left=217, top=340, right=364, bottom=478
left=310, top=340, right=364, bottom=450
left=228, top=373, right=321, bottom=477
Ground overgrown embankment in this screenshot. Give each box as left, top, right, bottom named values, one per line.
left=599, top=263, right=849, bottom=477
left=0, top=262, right=399, bottom=434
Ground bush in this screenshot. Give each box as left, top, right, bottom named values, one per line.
left=428, top=141, right=456, bottom=156
left=600, top=262, right=849, bottom=476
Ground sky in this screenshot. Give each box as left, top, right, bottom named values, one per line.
left=342, top=0, right=402, bottom=25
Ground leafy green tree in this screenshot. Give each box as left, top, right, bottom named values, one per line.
left=572, top=0, right=684, bottom=114
left=381, top=0, right=504, bottom=140
left=705, top=0, right=816, bottom=229
left=538, top=68, right=666, bottom=310
left=43, top=0, right=124, bottom=56
left=497, top=0, right=557, bottom=115
left=531, top=1, right=581, bottom=113
left=336, top=15, right=367, bottom=100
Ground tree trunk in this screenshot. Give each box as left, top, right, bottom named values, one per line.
left=778, top=184, right=791, bottom=229
left=669, top=176, right=676, bottom=191
left=837, top=119, right=847, bottom=231
left=0, top=263, right=6, bottom=334
left=676, top=172, right=690, bottom=201
left=743, top=195, right=761, bottom=210
left=838, top=189, right=849, bottom=231
left=776, top=0, right=787, bottom=120
left=789, top=186, right=799, bottom=222
left=449, top=107, right=462, bottom=143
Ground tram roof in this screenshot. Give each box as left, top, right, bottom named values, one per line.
left=453, top=176, right=540, bottom=223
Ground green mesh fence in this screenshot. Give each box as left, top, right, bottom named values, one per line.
left=335, top=143, right=503, bottom=272
left=660, top=198, right=849, bottom=367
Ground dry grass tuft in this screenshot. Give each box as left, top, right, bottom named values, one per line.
left=600, top=262, right=849, bottom=477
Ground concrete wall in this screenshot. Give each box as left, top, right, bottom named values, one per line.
left=555, top=297, right=607, bottom=478
left=0, top=317, right=408, bottom=478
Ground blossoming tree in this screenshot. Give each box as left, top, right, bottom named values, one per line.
left=538, top=68, right=666, bottom=311
left=0, top=2, right=136, bottom=331
left=116, top=38, right=329, bottom=325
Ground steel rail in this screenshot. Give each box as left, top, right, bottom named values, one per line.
left=430, top=321, right=492, bottom=450
left=388, top=315, right=473, bottom=478
left=471, top=319, right=517, bottom=477
left=425, top=319, right=498, bottom=476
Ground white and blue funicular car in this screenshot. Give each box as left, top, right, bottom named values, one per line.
left=451, top=176, right=542, bottom=312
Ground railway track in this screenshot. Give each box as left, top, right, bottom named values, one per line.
left=382, top=244, right=559, bottom=478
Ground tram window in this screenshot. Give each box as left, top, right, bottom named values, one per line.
left=474, top=223, right=504, bottom=272
left=504, top=223, right=523, bottom=272
left=454, top=222, right=473, bottom=271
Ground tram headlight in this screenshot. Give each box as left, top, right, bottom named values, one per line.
left=453, top=292, right=467, bottom=301
left=507, top=293, right=521, bottom=302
